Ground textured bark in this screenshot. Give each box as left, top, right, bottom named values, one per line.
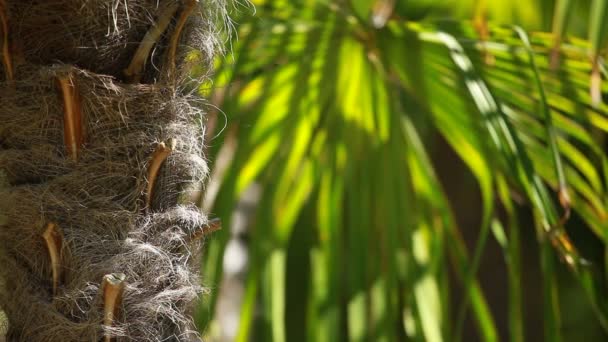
left=0, top=1, right=225, bottom=340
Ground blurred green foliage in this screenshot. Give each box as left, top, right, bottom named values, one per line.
left=198, top=0, right=608, bottom=341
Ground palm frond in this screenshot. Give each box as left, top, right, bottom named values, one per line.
left=201, top=1, right=608, bottom=340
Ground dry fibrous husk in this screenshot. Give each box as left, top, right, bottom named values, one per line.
left=0, top=0, right=227, bottom=340
left=4, top=0, right=227, bottom=81
left=1, top=65, right=205, bottom=150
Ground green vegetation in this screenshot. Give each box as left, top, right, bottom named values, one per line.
left=199, top=1, right=608, bottom=340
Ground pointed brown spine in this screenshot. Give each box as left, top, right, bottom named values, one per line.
left=189, top=217, right=222, bottom=243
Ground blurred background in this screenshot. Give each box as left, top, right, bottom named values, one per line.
left=195, top=1, right=608, bottom=341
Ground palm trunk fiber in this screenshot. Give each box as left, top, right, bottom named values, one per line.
left=0, top=1, right=226, bottom=340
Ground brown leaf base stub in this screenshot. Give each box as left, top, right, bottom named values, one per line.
left=145, top=139, right=176, bottom=210
left=0, top=0, right=14, bottom=83
left=42, top=222, right=64, bottom=296
left=56, top=73, right=85, bottom=162
left=102, top=273, right=126, bottom=342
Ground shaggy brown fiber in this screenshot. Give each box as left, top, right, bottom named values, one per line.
left=0, top=0, right=228, bottom=340
left=3, top=0, right=226, bottom=81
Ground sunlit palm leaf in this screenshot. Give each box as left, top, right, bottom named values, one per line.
left=201, top=1, right=608, bottom=340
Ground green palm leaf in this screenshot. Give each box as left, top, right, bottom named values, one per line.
left=201, top=1, right=608, bottom=340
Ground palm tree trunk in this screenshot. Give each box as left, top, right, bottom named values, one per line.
left=0, top=1, right=225, bottom=340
